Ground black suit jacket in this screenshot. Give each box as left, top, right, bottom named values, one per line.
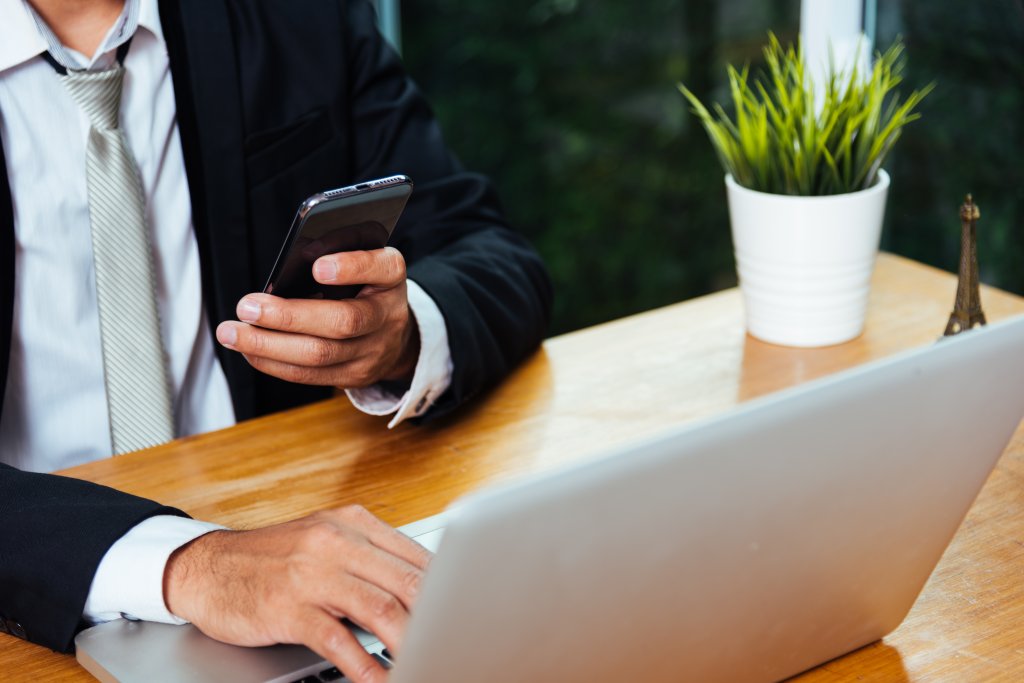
left=0, top=0, right=551, bottom=653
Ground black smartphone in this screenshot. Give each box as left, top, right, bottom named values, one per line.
left=262, top=174, right=413, bottom=300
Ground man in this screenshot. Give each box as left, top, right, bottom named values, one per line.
left=0, top=0, right=551, bottom=680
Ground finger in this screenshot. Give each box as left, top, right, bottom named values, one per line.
left=328, top=506, right=434, bottom=572
left=235, top=293, right=389, bottom=340
left=217, top=322, right=355, bottom=367
left=327, top=575, right=411, bottom=657
left=300, top=611, right=386, bottom=683
left=240, top=353, right=380, bottom=388
left=343, top=537, right=426, bottom=611
left=313, top=247, right=406, bottom=288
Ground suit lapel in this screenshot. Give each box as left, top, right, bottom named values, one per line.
left=159, top=0, right=256, bottom=420
left=0, top=134, right=12, bottom=419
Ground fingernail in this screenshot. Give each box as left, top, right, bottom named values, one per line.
left=217, top=323, right=238, bottom=348
left=314, top=259, right=338, bottom=282
left=238, top=298, right=261, bottom=323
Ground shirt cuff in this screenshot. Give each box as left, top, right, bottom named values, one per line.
left=83, top=515, right=227, bottom=625
left=346, top=279, right=454, bottom=428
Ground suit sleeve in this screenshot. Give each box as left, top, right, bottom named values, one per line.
left=342, top=0, right=554, bottom=419
left=0, top=463, right=187, bottom=652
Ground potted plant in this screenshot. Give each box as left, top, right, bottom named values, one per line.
left=679, top=35, right=933, bottom=347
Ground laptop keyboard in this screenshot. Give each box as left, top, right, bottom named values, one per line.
left=291, top=650, right=393, bottom=683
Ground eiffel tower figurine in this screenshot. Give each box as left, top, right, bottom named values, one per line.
left=944, top=194, right=987, bottom=336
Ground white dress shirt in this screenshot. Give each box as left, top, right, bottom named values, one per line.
left=0, top=0, right=453, bottom=624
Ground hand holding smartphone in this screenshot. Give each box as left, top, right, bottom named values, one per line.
left=263, top=175, right=414, bottom=300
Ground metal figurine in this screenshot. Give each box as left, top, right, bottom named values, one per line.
left=944, top=194, right=987, bottom=336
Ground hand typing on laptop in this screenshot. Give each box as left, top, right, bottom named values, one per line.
left=163, top=505, right=431, bottom=683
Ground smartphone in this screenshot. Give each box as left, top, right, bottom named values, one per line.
left=262, top=174, right=414, bottom=300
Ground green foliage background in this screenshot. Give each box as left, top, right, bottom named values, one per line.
left=877, top=2, right=1024, bottom=294
left=401, top=0, right=1023, bottom=336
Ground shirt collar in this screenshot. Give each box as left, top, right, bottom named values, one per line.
left=138, top=0, right=164, bottom=44
left=0, top=0, right=49, bottom=74
left=0, top=0, right=163, bottom=75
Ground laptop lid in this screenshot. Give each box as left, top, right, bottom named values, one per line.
left=392, top=316, right=1024, bottom=683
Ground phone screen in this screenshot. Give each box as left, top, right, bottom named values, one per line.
left=263, top=177, right=413, bottom=300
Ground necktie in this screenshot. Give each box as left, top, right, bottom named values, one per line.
left=51, top=48, right=176, bottom=454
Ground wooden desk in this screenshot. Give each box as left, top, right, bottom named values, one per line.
left=5, top=253, right=1024, bottom=681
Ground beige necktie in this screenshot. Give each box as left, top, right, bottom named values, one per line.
left=59, top=63, right=175, bottom=454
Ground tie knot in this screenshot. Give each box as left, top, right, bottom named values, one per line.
left=60, top=65, right=125, bottom=130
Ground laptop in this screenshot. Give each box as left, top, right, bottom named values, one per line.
left=76, top=315, right=1024, bottom=683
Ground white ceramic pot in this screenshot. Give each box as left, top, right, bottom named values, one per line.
left=725, top=170, right=890, bottom=347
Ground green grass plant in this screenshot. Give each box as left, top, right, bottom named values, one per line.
left=679, top=34, right=933, bottom=196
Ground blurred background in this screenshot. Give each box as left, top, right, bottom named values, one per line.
left=386, top=0, right=1022, bottom=335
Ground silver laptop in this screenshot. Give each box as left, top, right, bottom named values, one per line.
left=76, top=316, right=1024, bottom=683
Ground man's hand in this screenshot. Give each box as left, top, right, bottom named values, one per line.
left=216, top=248, right=420, bottom=388
left=164, top=505, right=432, bottom=683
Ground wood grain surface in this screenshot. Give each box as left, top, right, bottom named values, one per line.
left=4, top=253, right=1024, bottom=681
